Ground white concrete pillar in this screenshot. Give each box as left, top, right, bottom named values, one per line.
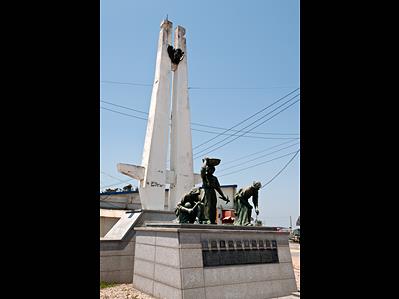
left=168, top=26, right=195, bottom=210
left=139, top=19, right=173, bottom=210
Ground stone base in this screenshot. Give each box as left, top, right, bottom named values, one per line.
left=133, top=223, right=297, bottom=299
left=100, top=210, right=176, bottom=283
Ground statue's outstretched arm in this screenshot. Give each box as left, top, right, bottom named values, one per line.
left=252, top=191, right=259, bottom=214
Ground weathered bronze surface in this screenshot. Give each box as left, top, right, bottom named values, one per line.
left=167, top=45, right=184, bottom=65
left=233, top=181, right=262, bottom=226
left=199, top=157, right=230, bottom=224
left=175, top=187, right=203, bottom=223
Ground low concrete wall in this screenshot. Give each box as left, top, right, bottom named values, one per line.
left=100, top=217, right=120, bottom=237
left=100, top=211, right=176, bottom=283
left=100, top=229, right=136, bottom=283
left=100, top=209, right=127, bottom=237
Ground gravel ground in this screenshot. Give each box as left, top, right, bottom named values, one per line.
left=100, top=284, right=154, bottom=299
left=101, top=244, right=300, bottom=298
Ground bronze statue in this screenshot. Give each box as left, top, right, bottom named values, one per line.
left=233, top=181, right=261, bottom=226
left=175, top=187, right=203, bottom=223
left=167, top=45, right=184, bottom=65
left=199, top=157, right=229, bottom=224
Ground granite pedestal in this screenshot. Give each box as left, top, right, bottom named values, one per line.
left=133, top=223, right=297, bottom=299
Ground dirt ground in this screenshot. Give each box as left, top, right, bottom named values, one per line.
left=100, top=242, right=300, bottom=298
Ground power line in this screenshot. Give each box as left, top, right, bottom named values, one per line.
left=192, top=127, right=299, bottom=140
left=101, top=80, right=297, bottom=90
left=191, top=122, right=299, bottom=136
left=101, top=171, right=126, bottom=182
left=217, top=142, right=300, bottom=174
left=189, top=86, right=296, bottom=90
left=194, top=96, right=299, bottom=158
left=101, top=99, right=299, bottom=136
left=261, top=149, right=300, bottom=188
left=100, top=100, right=148, bottom=115
left=101, top=80, right=153, bottom=87
left=100, top=171, right=135, bottom=189
left=193, top=93, right=299, bottom=156
left=101, top=106, right=299, bottom=140
left=193, top=94, right=300, bottom=158
left=218, top=150, right=299, bottom=177
left=192, top=88, right=299, bottom=151
left=101, top=106, right=148, bottom=121
left=221, top=140, right=298, bottom=166
left=100, top=179, right=134, bottom=189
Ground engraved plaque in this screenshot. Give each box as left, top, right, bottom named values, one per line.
left=258, top=240, right=264, bottom=249
left=265, top=240, right=271, bottom=248
left=260, top=249, right=273, bottom=263
left=244, top=240, right=250, bottom=249
left=235, top=249, right=245, bottom=264
left=246, top=249, right=261, bottom=264
left=210, top=240, right=218, bottom=250
left=202, top=239, right=280, bottom=267
left=201, top=240, right=209, bottom=250
left=271, top=249, right=279, bottom=263
left=236, top=240, right=243, bottom=249
left=251, top=240, right=258, bottom=249
left=220, top=240, right=226, bottom=249
left=228, top=240, right=234, bottom=249
left=203, top=250, right=220, bottom=266
left=220, top=250, right=236, bottom=265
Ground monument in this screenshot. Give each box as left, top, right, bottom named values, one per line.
left=105, top=19, right=298, bottom=298
left=117, top=19, right=201, bottom=211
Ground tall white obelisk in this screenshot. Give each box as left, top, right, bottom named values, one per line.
left=117, top=20, right=201, bottom=211
left=168, top=25, right=195, bottom=210
left=118, top=20, right=172, bottom=210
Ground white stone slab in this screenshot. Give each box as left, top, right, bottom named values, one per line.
left=135, top=244, right=155, bottom=262
left=205, top=280, right=275, bottom=299
left=134, top=259, right=155, bottom=279
left=181, top=268, right=204, bottom=289
left=277, top=247, right=293, bottom=263
left=272, top=278, right=298, bottom=297
left=182, top=287, right=206, bottom=299
left=136, top=231, right=156, bottom=245
left=155, top=246, right=180, bottom=268
left=156, top=231, right=179, bottom=247
left=102, top=212, right=141, bottom=240
left=180, top=248, right=203, bottom=268
left=133, top=274, right=154, bottom=295
left=154, top=263, right=182, bottom=288
left=153, top=281, right=182, bottom=299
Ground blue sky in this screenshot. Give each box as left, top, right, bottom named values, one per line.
left=100, top=0, right=300, bottom=228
